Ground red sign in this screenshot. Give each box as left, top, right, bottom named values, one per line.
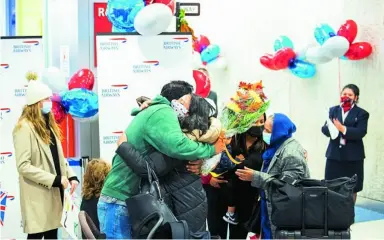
left=94, top=2, right=112, bottom=67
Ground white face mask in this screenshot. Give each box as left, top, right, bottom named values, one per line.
left=41, top=101, right=52, bottom=114
left=171, top=100, right=188, bottom=119
left=263, top=132, right=272, bottom=145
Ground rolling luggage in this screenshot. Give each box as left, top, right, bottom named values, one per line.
left=270, top=175, right=355, bottom=239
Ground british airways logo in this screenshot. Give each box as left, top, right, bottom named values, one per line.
left=0, top=107, right=11, bottom=121
left=132, top=61, right=159, bottom=73
left=14, top=85, right=28, bottom=97
left=99, top=38, right=127, bottom=51
left=103, top=131, right=124, bottom=144
left=163, top=37, right=189, bottom=50
left=13, top=40, right=40, bottom=53
left=100, top=85, right=128, bottom=98
left=0, top=152, right=12, bottom=164
left=0, top=64, right=9, bottom=69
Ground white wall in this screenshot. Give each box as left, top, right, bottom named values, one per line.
left=181, top=0, right=384, bottom=201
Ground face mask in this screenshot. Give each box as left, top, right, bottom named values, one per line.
left=41, top=101, right=52, bottom=114
left=263, top=132, right=272, bottom=145
left=171, top=100, right=188, bottom=119
left=340, top=96, right=353, bottom=105
left=247, top=126, right=264, bottom=137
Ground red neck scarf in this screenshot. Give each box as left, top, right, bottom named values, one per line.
left=340, top=96, right=353, bottom=113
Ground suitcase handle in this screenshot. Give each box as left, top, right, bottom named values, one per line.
left=301, top=187, right=328, bottom=236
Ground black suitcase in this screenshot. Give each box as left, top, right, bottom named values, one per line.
left=275, top=186, right=351, bottom=239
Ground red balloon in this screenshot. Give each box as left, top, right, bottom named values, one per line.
left=260, top=54, right=278, bottom=70
left=68, top=69, right=95, bottom=90
left=152, top=0, right=175, bottom=13
left=193, top=35, right=211, bottom=53
left=273, top=48, right=296, bottom=69
left=52, top=102, right=67, bottom=123
left=344, top=42, right=372, bottom=60
left=193, top=70, right=211, bottom=98
left=337, top=20, right=358, bottom=44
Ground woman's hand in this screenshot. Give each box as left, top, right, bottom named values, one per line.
left=140, top=100, right=152, bottom=110
left=187, top=160, right=202, bottom=175
left=117, top=133, right=127, bottom=147
left=209, top=176, right=228, bottom=188
left=332, top=118, right=346, bottom=133
left=236, top=167, right=255, bottom=182
left=69, top=180, right=79, bottom=195
left=61, top=176, right=69, bottom=189
left=213, top=137, right=226, bottom=155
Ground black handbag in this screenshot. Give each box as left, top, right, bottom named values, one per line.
left=126, top=162, right=178, bottom=239
left=269, top=174, right=356, bottom=231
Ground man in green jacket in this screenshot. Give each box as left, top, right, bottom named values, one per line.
left=98, top=81, right=224, bottom=239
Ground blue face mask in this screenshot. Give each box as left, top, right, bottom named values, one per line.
left=263, top=132, right=272, bottom=145
left=41, top=101, right=52, bottom=114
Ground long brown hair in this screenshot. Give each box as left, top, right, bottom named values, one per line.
left=14, top=102, right=62, bottom=144
left=82, top=159, right=111, bottom=200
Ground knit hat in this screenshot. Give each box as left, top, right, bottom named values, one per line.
left=25, top=71, right=52, bottom=105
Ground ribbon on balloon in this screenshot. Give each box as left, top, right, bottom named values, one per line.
left=43, top=68, right=99, bottom=123
left=260, top=35, right=316, bottom=79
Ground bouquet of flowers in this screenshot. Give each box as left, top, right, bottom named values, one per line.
left=221, top=81, right=270, bottom=137
left=200, top=81, right=270, bottom=176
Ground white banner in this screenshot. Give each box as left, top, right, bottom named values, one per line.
left=96, top=33, right=193, bottom=162
left=0, top=37, right=44, bottom=239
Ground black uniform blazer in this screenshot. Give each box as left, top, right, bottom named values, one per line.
left=321, top=105, right=369, bottom=161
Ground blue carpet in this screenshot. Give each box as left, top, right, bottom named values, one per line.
left=355, top=206, right=384, bottom=223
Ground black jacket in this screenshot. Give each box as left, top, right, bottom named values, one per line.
left=116, top=142, right=207, bottom=233
left=321, top=105, right=369, bottom=161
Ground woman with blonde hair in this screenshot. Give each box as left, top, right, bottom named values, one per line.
left=13, top=72, right=79, bottom=239
left=80, top=159, right=111, bottom=231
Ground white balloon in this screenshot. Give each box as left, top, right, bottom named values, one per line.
left=192, top=51, right=203, bottom=68
left=134, top=4, right=173, bottom=36
left=207, top=57, right=228, bottom=71
left=322, top=36, right=350, bottom=58
left=305, top=47, right=333, bottom=64
left=41, top=67, right=67, bottom=93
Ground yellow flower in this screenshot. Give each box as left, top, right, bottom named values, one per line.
left=227, top=102, right=241, bottom=113
left=249, top=90, right=262, bottom=103
left=231, top=94, right=240, bottom=101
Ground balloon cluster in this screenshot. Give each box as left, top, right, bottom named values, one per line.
left=41, top=68, right=98, bottom=123
left=260, top=19, right=373, bottom=78
left=311, top=20, right=372, bottom=62
left=260, top=36, right=316, bottom=78
left=107, top=0, right=174, bottom=36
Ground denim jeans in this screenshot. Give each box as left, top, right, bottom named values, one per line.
left=97, top=195, right=131, bottom=239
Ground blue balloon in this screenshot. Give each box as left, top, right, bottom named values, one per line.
left=201, top=44, right=221, bottom=63
left=314, top=24, right=336, bottom=45
left=107, top=0, right=145, bottom=32
left=60, top=88, right=99, bottom=118
left=289, top=59, right=316, bottom=79
left=340, top=55, right=348, bottom=60
left=273, top=36, right=294, bottom=51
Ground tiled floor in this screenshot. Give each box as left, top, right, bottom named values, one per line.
left=352, top=197, right=384, bottom=239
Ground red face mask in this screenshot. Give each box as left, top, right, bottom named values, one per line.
left=340, top=96, right=353, bottom=113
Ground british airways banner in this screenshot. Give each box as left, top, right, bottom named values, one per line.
left=96, top=33, right=193, bottom=162
left=0, top=37, right=44, bottom=239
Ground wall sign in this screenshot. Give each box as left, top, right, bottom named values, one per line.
left=179, top=3, right=200, bottom=16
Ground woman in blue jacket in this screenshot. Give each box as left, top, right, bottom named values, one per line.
left=321, top=84, right=369, bottom=203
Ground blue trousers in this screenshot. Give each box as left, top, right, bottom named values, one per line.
left=97, top=195, right=131, bottom=239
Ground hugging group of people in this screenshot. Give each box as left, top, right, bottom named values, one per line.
left=13, top=71, right=368, bottom=239
left=95, top=80, right=310, bottom=239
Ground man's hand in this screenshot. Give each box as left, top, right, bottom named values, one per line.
left=117, top=133, right=127, bottom=147
left=187, top=160, right=202, bottom=175
left=333, top=118, right=346, bottom=133
left=69, top=180, right=79, bottom=195
left=236, top=167, right=255, bottom=182
left=209, top=176, right=228, bottom=188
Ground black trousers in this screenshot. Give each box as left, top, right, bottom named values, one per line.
left=27, top=228, right=58, bottom=239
